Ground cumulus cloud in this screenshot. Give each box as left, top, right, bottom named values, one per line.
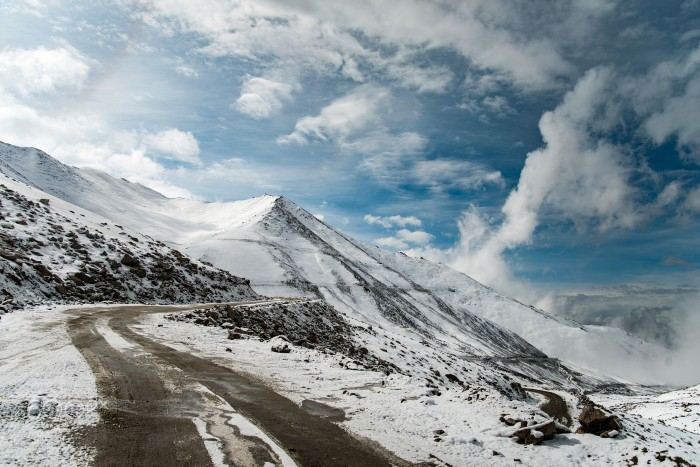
left=142, top=128, right=201, bottom=164
left=0, top=45, right=90, bottom=97
left=410, top=68, right=645, bottom=291
left=233, top=77, right=296, bottom=119
left=364, top=214, right=422, bottom=228
left=278, top=85, right=387, bottom=145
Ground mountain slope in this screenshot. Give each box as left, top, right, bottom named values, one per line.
left=0, top=141, right=671, bottom=385
left=0, top=165, right=257, bottom=313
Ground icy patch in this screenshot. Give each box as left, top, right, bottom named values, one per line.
left=192, top=418, right=228, bottom=467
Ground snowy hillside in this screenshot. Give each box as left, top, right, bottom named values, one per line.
left=0, top=166, right=257, bottom=313
left=0, top=141, right=671, bottom=384
left=2, top=141, right=700, bottom=467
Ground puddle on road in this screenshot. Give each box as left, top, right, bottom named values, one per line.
left=301, top=399, right=346, bottom=422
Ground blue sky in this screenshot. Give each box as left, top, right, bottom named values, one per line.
left=1, top=0, right=699, bottom=305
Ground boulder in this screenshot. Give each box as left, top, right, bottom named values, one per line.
left=513, top=420, right=557, bottom=445
left=120, top=253, right=139, bottom=267
left=577, top=404, right=622, bottom=436
left=270, top=335, right=291, bottom=353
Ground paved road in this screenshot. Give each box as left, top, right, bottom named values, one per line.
left=66, top=304, right=407, bottom=467
left=524, top=387, right=572, bottom=426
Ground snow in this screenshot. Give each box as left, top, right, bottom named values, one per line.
left=138, top=313, right=700, bottom=467
left=0, top=141, right=678, bottom=385
left=0, top=162, right=257, bottom=313
left=593, top=385, right=700, bottom=435
left=2, top=141, right=700, bottom=465
left=0, top=305, right=98, bottom=467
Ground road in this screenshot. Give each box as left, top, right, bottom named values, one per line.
left=66, top=304, right=407, bottom=467
left=524, top=387, right=572, bottom=426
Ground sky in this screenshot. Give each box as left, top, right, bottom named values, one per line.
left=1, top=0, right=699, bottom=326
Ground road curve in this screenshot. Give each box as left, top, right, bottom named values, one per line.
left=524, top=387, right=572, bottom=426
left=66, top=304, right=407, bottom=467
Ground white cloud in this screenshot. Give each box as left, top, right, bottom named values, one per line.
left=277, top=85, right=426, bottom=163
left=278, top=85, right=386, bottom=145
left=364, top=214, right=422, bottom=228
left=645, top=74, right=700, bottom=163
left=396, top=228, right=433, bottom=245
left=132, top=0, right=580, bottom=91
left=374, top=236, right=410, bottom=250
left=175, top=64, right=198, bottom=78
left=412, top=159, right=505, bottom=192
left=0, top=86, right=198, bottom=197
left=683, top=186, right=700, bottom=213
left=233, top=77, right=296, bottom=119
left=0, top=46, right=90, bottom=97
left=142, top=128, right=201, bottom=164
left=409, top=68, right=643, bottom=292
left=375, top=228, right=434, bottom=250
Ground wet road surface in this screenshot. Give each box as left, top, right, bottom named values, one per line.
left=66, top=304, right=407, bottom=467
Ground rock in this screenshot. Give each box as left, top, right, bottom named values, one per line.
left=499, top=415, right=520, bottom=426
left=206, top=309, right=221, bottom=321
left=445, top=373, right=463, bottom=385
left=27, top=398, right=42, bottom=416
left=227, top=331, right=243, bottom=340
left=39, top=198, right=50, bottom=206
left=120, top=253, right=139, bottom=267
left=577, top=404, right=622, bottom=436
left=270, top=336, right=291, bottom=353
left=513, top=420, right=557, bottom=445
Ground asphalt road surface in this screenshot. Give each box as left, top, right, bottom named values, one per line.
left=66, top=304, right=408, bottom=467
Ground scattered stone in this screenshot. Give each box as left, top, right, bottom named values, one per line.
left=120, top=253, right=138, bottom=267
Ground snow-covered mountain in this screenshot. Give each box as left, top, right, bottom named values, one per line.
left=0, top=141, right=671, bottom=384
left=0, top=155, right=257, bottom=312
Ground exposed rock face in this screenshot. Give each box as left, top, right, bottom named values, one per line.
left=577, top=404, right=622, bottom=436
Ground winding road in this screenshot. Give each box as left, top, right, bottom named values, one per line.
left=66, top=304, right=407, bottom=467
left=524, top=387, right=572, bottom=426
